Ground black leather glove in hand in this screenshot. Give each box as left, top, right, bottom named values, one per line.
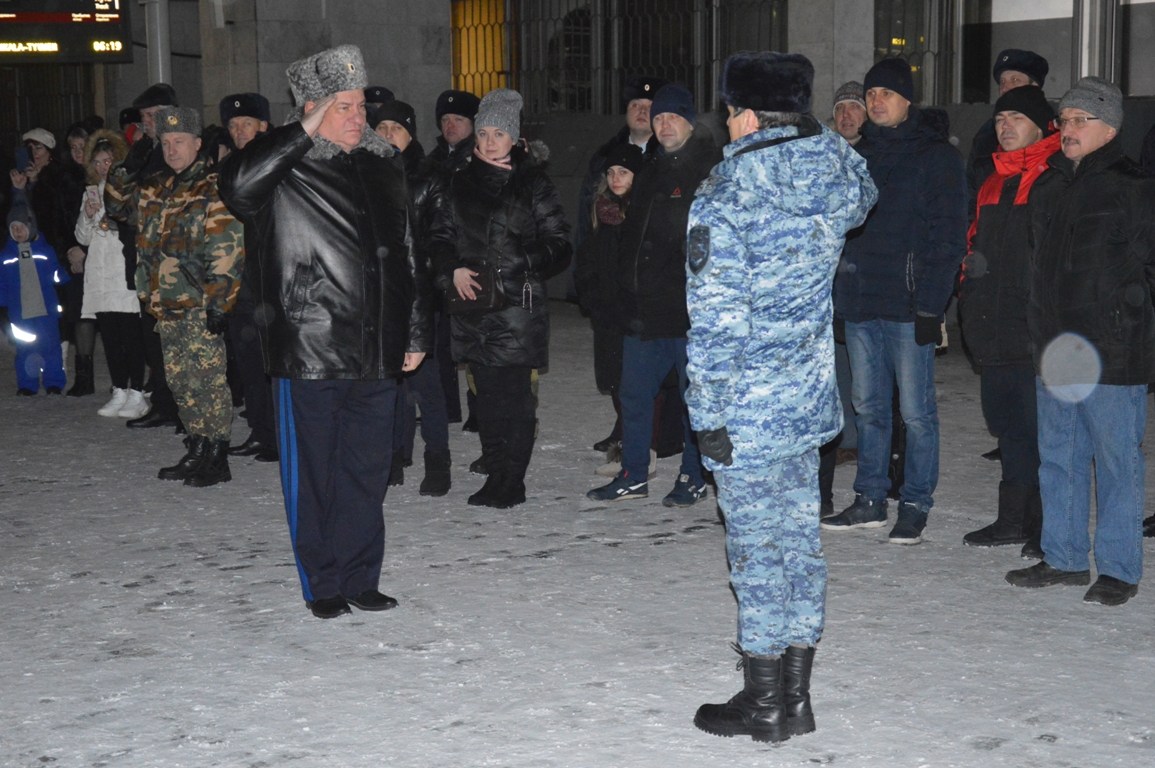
left=914, top=313, right=942, bottom=346
left=697, top=427, right=734, bottom=466
left=205, top=308, right=229, bottom=336
left=122, top=135, right=154, bottom=175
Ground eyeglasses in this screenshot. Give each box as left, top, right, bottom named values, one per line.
left=1055, top=116, right=1101, bottom=129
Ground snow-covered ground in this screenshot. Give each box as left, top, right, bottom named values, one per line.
left=2, top=302, right=1153, bottom=768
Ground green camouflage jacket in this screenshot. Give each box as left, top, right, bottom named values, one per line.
left=108, top=155, right=244, bottom=318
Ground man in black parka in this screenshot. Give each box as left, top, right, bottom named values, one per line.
left=218, top=45, right=433, bottom=620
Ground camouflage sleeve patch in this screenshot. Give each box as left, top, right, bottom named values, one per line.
left=688, top=225, right=710, bottom=275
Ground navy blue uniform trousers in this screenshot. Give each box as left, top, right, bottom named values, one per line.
left=274, top=377, right=397, bottom=602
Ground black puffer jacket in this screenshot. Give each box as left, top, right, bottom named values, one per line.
left=427, top=134, right=476, bottom=175
left=574, top=198, right=626, bottom=331
left=616, top=133, right=721, bottom=339
left=428, top=143, right=572, bottom=368
left=217, top=120, right=433, bottom=380
left=1027, top=137, right=1155, bottom=385
left=835, top=107, right=968, bottom=323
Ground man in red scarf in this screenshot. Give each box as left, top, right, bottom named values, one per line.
left=958, top=85, right=1059, bottom=556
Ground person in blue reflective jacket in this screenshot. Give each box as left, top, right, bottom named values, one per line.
left=0, top=200, right=70, bottom=395
left=685, top=51, right=877, bottom=744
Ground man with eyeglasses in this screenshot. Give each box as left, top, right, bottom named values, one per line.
left=1005, top=77, right=1155, bottom=606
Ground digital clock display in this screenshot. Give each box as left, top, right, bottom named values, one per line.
left=0, top=1, right=132, bottom=64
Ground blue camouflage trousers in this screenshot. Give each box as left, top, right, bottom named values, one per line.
left=716, top=450, right=827, bottom=655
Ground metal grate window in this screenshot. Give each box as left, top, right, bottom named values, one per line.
left=451, top=0, right=788, bottom=116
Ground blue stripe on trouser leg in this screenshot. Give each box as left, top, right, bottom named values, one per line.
left=716, top=450, right=827, bottom=656
left=275, top=377, right=313, bottom=602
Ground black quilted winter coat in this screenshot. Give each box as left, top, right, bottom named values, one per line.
left=217, top=121, right=433, bottom=381
left=428, top=143, right=572, bottom=368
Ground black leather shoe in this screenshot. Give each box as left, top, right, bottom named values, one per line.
left=253, top=445, right=279, bottom=463
left=307, top=596, right=351, bottom=619
left=174, top=418, right=186, bottom=435
left=1083, top=575, right=1138, bottom=606
left=346, top=590, right=399, bottom=611
left=45, top=386, right=63, bottom=395
left=228, top=434, right=270, bottom=456
left=127, top=409, right=179, bottom=429
left=16, top=388, right=37, bottom=396
left=1005, top=562, right=1091, bottom=588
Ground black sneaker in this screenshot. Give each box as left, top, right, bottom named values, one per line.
left=820, top=495, right=887, bottom=530
left=1083, top=575, right=1138, bottom=606
left=888, top=501, right=928, bottom=545
left=306, top=595, right=351, bottom=619
left=346, top=589, right=399, bottom=611
left=1005, top=562, right=1091, bottom=588
left=587, top=472, right=648, bottom=501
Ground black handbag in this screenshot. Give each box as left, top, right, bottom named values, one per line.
left=446, top=264, right=507, bottom=315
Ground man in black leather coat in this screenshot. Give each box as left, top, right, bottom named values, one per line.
left=218, top=45, right=433, bottom=620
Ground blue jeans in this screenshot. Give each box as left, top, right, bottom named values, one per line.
left=716, top=451, right=826, bottom=655
left=620, top=335, right=702, bottom=483
left=1037, top=379, right=1146, bottom=584
left=845, top=319, right=939, bottom=509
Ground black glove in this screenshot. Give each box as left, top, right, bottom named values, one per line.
left=697, top=427, right=734, bottom=466
left=914, top=313, right=942, bottom=346
left=832, top=317, right=846, bottom=345
left=122, top=135, right=154, bottom=174
left=205, top=308, right=229, bottom=336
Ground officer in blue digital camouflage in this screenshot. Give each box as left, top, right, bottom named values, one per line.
left=685, top=51, right=877, bottom=743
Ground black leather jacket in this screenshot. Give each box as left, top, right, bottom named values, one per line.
left=217, top=121, right=432, bottom=380
left=428, top=143, right=572, bottom=368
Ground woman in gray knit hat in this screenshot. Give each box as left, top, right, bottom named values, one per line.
left=428, top=88, right=573, bottom=508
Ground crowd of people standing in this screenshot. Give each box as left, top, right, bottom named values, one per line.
left=4, top=38, right=1155, bottom=747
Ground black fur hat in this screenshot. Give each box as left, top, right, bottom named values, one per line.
left=436, top=90, right=481, bottom=122
left=993, top=49, right=1048, bottom=88
left=132, top=82, right=178, bottom=110
left=621, top=76, right=667, bottom=109
left=719, top=51, right=814, bottom=114
left=220, top=93, right=271, bottom=125
left=364, top=85, right=395, bottom=105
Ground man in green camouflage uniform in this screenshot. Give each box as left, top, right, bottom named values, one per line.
left=108, top=106, right=244, bottom=486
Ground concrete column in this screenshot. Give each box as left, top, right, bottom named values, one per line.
left=139, top=0, right=172, bottom=85
left=788, top=0, right=875, bottom=119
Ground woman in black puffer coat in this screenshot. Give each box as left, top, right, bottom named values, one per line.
left=429, top=88, right=572, bottom=508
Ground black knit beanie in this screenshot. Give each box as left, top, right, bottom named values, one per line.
left=864, top=58, right=914, bottom=103
left=993, top=85, right=1054, bottom=132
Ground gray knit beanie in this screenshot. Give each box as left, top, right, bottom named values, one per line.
left=1059, top=76, right=1123, bottom=130
left=474, top=88, right=523, bottom=142
left=833, top=81, right=865, bottom=117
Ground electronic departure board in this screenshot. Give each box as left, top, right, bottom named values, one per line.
left=0, top=1, right=133, bottom=64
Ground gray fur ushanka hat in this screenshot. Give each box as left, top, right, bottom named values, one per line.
left=287, top=44, right=369, bottom=106
left=155, top=107, right=202, bottom=137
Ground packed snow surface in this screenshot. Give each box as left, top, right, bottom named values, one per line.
left=2, top=302, right=1153, bottom=767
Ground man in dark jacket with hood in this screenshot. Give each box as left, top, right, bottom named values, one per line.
left=823, top=58, right=967, bottom=545
left=958, top=85, right=1059, bottom=555
left=587, top=83, right=722, bottom=508
left=219, top=44, right=433, bottom=620
left=1005, top=77, right=1155, bottom=606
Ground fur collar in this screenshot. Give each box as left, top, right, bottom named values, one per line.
left=288, top=108, right=395, bottom=160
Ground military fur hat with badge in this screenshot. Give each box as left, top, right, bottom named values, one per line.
left=286, top=44, right=369, bottom=106
left=220, top=93, right=271, bottom=126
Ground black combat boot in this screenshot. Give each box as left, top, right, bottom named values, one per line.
left=158, top=435, right=209, bottom=481
left=66, top=355, right=95, bottom=397
left=185, top=439, right=232, bottom=487
left=964, top=481, right=1031, bottom=546
left=694, top=651, right=790, bottom=743
left=419, top=449, right=452, bottom=497
left=783, top=645, right=816, bottom=735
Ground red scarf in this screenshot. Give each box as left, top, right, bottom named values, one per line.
left=967, top=131, right=1061, bottom=251
left=596, top=193, right=626, bottom=226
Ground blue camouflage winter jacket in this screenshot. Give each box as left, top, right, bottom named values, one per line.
left=685, top=119, right=877, bottom=469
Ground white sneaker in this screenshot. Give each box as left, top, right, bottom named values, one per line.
left=117, top=389, right=150, bottom=419
left=97, top=388, right=129, bottom=417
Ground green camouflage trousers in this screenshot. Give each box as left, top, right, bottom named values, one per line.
left=157, top=308, right=232, bottom=441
